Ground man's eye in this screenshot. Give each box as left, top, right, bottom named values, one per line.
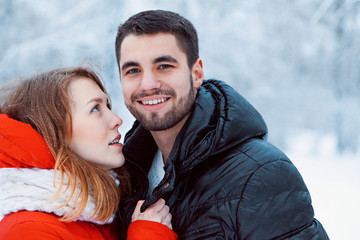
left=159, top=64, right=171, bottom=70
left=91, top=104, right=100, bottom=113
left=127, top=69, right=140, bottom=74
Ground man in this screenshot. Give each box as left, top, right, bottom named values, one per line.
left=115, top=10, right=329, bottom=239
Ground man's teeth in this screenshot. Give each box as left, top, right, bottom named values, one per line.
left=141, top=98, right=166, bottom=105
left=110, top=139, right=120, bottom=145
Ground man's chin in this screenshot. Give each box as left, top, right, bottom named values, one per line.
left=140, top=120, right=173, bottom=131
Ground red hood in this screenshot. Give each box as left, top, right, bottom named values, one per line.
left=0, top=114, right=55, bottom=169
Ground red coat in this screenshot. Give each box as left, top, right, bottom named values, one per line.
left=0, top=114, right=177, bottom=240
left=0, top=211, right=177, bottom=240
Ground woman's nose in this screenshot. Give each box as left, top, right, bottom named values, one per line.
left=110, top=111, right=122, bottom=130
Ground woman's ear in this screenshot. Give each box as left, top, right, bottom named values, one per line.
left=192, top=58, right=204, bottom=89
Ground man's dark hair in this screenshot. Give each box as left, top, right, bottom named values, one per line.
left=115, top=10, right=199, bottom=70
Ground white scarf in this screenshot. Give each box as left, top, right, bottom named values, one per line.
left=0, top=168, right=117, bottom=224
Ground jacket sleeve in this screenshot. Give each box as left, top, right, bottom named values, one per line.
left=1, top=222, right=62, bottom=240
left=127, top=220, right=178, bottom=240
left=238, top=159, right=329, bottom=239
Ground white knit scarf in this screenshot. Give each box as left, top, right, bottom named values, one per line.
left=0, top=168, right=118, bottom=224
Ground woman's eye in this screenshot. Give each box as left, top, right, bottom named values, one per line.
left=91, top=104, right=100, bottom=113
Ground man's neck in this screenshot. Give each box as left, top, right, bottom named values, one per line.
left=150, top=115, right=189, bottom=163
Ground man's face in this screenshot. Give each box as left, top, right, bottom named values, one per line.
left=119, top=33, right=203, bottom=131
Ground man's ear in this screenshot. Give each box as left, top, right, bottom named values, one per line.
left=192, top=58, right=204, bottom=89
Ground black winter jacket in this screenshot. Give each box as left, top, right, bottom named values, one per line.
left=119, top=79, right=329, bottom=239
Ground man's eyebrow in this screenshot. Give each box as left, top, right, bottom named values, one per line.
left=121, top=61, right=139, bottom=72
left=153, top=55, right=179, bottom=64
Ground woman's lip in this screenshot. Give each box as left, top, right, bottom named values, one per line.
left=111, top=142, right=123, bottom=147
left=109, top=134, right=121, bottom=144
left=113, top=134, right=121, bottom=141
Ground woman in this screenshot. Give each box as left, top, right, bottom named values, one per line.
left=0, top=66, right=177, bottom=240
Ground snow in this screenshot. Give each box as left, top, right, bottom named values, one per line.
left=286, top=132, right=360, bottom=239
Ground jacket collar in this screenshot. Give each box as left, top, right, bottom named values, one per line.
left=175, top=79, right=267, bottom=171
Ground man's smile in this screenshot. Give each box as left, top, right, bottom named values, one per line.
left=140, top=97, right=169, bottom=105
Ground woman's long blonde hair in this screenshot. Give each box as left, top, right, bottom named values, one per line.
left=0, top=65, right=129, bottom=222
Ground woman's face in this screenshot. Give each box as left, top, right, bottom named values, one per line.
left=67, top=77, right=125, bottom=170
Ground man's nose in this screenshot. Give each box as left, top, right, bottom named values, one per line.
left=139, top=71, right=161, bottom=91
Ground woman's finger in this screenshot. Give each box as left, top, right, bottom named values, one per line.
left=147, top=198, right=166, bottom=212
left=157, top=203, right=170, bottom=218
left=131, top=200, right=145, bottom=222
left=162, top=212, right=173, bottom=230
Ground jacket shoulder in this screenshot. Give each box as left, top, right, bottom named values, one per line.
left=233, top=139, right=329, bottom=239
left=237, top=138, right=291, bottom=165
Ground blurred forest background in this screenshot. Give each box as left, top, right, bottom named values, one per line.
left=1, top=0, right=360, bottom=154
left=1, top=0, right=359, bottom=238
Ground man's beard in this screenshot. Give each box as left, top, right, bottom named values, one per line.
left=126, top=76, right=196, bottom=131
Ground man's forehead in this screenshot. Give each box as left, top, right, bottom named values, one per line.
left=121, top=33, right=180, bottom=53
left=120, top=33, right=185, bottom=64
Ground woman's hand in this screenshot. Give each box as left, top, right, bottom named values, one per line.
left=131, top=198, right=173, bottom=230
